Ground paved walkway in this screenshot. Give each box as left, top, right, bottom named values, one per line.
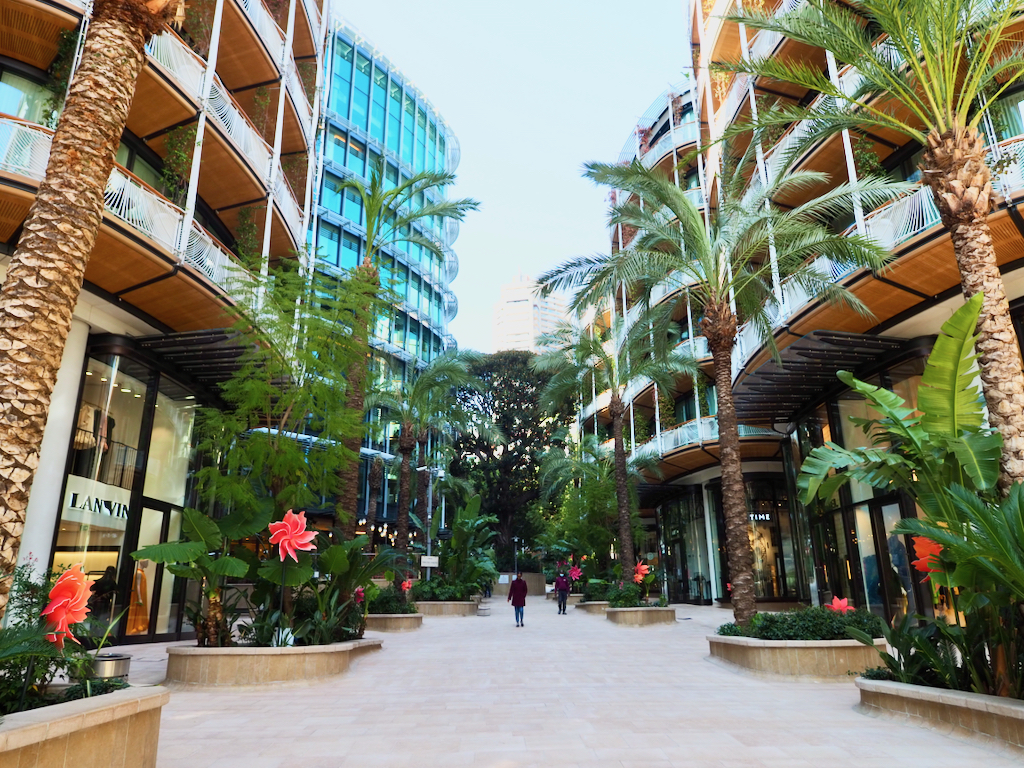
left=144, top=599, right=1012, bottom=767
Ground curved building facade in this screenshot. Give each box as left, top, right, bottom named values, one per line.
left=310, top=20, right=463, bottom=534
left=587, top=2, right=1024, bottom=621
left=9, top=0, right=326, bottom=641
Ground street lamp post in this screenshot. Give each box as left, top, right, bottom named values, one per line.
left=513, top=536, right=519, bottom=574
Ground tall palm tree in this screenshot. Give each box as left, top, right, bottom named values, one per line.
left=538, top=149, right=902, bottom=624
left=533, top=307, right=697, bottom=571
left=333, top=159, right=478, bottom=536
left=364, top=352, right=487, bottom=566
left=0, top=0, right=185, bottom=619
left=720, top=0, right=1024, bottom=490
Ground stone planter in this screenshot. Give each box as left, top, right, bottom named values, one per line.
left=165, top=638, right=381, bottom=687
left=574, top=600, right=610, bottom=614
left=708, top=635, right=887, bottom=680
left=365, top=613, right=423, bottom=632
left=416, top=601, right=478, bottom=616
left=0, top=685, right=169, bottom=767
left=606, top=607, right=677, bottom=626
left=856, top=678, right=1024, bottom=755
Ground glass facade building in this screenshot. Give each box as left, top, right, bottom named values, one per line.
left=310, top=23, right=462, bottom=528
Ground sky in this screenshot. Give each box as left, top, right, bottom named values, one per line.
left=338, top=0, right=689, bottom=353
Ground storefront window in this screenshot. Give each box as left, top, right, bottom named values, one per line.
left=53, top=357, right=150, bottom=587
left=144, top=385, right=196, bottom=506
left=745, top=478, right=796, bottom=599
left=661, top=490, right=712, bottom=603
left=836, top=378, right=882, bottom=503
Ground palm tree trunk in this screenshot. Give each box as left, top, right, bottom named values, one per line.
left=364, top=457, right=384, bottom=550
left=336, top=262, right=379, bottom=538
left=704, top=307, right=757, bottom=626
left=0, top=0, right=174, bottom=620
left=923, top=124, right=1024, bottom=493
left=393, top=426, right=415, bottom=590
left=609, top=393, right=635, bottom=571
left=414, top=433, right=429, bottom=525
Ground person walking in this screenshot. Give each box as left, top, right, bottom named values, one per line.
left=508, top=571, right=528, bottom=627
left=554, top=570, right=570, bottom=615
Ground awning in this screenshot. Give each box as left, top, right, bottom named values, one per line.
left=136, top=329, right=251, bottom=386
left=733, top=330, right=907, bottom=426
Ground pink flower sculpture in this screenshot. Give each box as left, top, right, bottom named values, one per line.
left=568, top=565, right=582, bottom=581
left=41, top=564, right=90, bottom=651
left=354, top=587, right=365, bottom=604
left=825, top=596, right=853, bottom=614
left=633, top=561, right=651, bottom=584
left=268, top=509, right=317, bottom=563
left=401, top=580, right=412, bottom=592
left=911, top=537, right=943, bottom=582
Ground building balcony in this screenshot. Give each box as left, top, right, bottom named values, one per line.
left=0, top=116, right=246, bottom=330
left=640, top=122, right=699, bottom=171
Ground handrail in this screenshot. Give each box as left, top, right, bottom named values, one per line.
left=285, top=63, right=313, bottom=140
left=234, top=0, right=286, bottom=66
left=208, top=74, right=273, bottom=182
left=145, top=31, right=205, bottom=102
left=274, top=175, right=305, bottom=244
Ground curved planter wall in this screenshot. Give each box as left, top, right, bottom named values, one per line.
left=0, top=686, right=169, bottom=767
left=574, top=601, right=610, bottom=613
left=365, top=613, right=424, bottom=631
left=165, top=638, right=381, bottom=687
left=857, top=678, right=1024, bottom=756
left=606, top=607, right=678, bottom=626
left=708, top=635, right=886, bottom=680
left=417, top=601, right=478, bottom=616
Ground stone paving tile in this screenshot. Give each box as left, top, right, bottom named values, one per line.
left=148, top=599, right=1014, bottom=767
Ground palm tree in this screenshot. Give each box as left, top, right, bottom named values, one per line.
left=720, top=0, right=1024, bottom=490
left=364, top=455, right=386, bottom=548
left=364, top=352, right=486, bottom=567
left=533, top=307, right=697, bottom=571
left=332, top=159, right=478, bottom=536
left=538, top=149, right=901, bottom=624
left=0, top=0, right=186, bottom=619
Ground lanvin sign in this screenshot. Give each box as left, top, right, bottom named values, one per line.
left=67, top=492, right=129, bottom=519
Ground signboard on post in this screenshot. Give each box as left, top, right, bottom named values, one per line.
left=420, top=555, right=439, bottom=568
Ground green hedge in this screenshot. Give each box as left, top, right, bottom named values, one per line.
left=606, top=582, right=642, bottom=608
left=366, top=585, right=418, bottom=615
left=717, top=606, right=885, bottom=641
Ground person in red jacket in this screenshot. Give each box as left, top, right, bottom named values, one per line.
left=554, top=571, right=570, bottom=615
left=508, top=571, right=528, bottom=627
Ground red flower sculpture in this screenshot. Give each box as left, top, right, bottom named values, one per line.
left=268, top=509, right=317, bottom=563
left=912, top=537, right=943, bottom=581
left=633, top=561, right=651, bottom=584
left=401, top=580, right=412, bottom=592
left=568, top=565, right=582, bottom=581
left=825, top=596, right=853, bottom=614
left=41, top=564, right=90, bottom=650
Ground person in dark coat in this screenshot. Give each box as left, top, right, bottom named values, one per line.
left=508, top=571, right=528, bottom=627
left=554, top=571, right=570, bottom=615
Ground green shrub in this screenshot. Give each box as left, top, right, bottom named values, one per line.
left=582, top=579, right=608, bottom=602
left=366, top=585, right=417, bottom=614
left=606, top=582, right=642, bottom=608
left=60, top=677, right=129, bottom=702
left=859, top=666, right=896, bottom=681
left=716, top=607, right=885, bottom=641
left=410, top=579, right=474, bottom=602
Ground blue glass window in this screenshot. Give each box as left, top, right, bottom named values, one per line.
left=331, top=40, right=353, bottom=118
left=437, top=135, right=446, bottom=171
left=343, top=188, right=362, bottom=224
left=341, top=233, right=360, bottom=269
left=370, top=68, right=386, bottom=143
left=347, top=137, right=366, bottom=176
left=352, top=53, right=371, bottom=130
left=402, top=95, right=414, bottom=166
left=392, top=311, right=406, bottom=348
left=427, top=122, right=437, bottom=172
left=387, top=81, right=401, bottom=154
left=322, top=173, right=343, bottom=213
left=406, top=320, right=419, bottom=357
left=375, top=310, right=392, bottom=344
left=414, top=108, right=426, bottom=172
left=328, top=128, right=347, bottom=166
left=393, top=263, right=408, bottom=299
left=385, top=163, right=399, bottom=191
left=317, top=222, right=340, bottom=265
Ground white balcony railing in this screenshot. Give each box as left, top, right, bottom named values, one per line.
left=145, top=32, right=204, bottom=102
left=285, top=64, right=313, bottom=140
left=640, top=122, right=699, bottom=170
left=632, top=416, right=780, bottom=459
left=208, top=75, right=272, bottom=182
left=747, top=0, right=805, bottom=61
left=104, top=168, right=182, bottom=252
left=274, top=176, right=305, bottom=244
left=234, top=0, right=286, bottom=65
left=0, top=117, right=243, bottom=295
